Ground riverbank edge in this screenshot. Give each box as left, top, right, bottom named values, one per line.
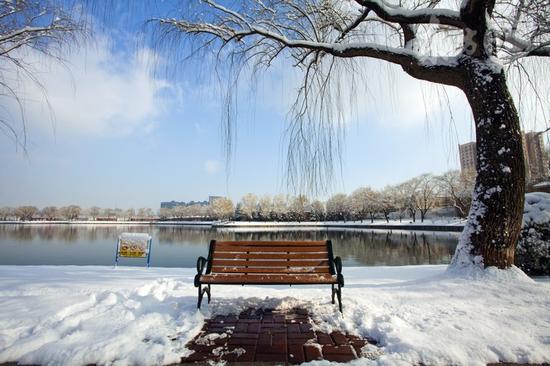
left=0, top=220, right=465, bottom=232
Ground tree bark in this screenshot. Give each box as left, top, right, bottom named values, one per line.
left=451, top=59, right=525, bottom=269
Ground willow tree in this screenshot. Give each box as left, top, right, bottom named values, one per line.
left=152, top=0, right=549, bottom=269
left=0, top=0, right=81, bottom=150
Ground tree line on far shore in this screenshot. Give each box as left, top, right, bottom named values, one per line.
left=0, top=170, right=475, bottom=223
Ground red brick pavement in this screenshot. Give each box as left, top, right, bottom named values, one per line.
left=179, top=308, right=379, bottom=364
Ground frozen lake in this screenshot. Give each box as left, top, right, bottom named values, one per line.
left=0, top=224, right=459, bottom=267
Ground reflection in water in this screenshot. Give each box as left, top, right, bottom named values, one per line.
left=0, top=225, right=458, bottom=267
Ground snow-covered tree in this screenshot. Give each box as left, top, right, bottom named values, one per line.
left=158, top=207, right=173, bottom=220
left=137, top=208, right=148, bottom=218
left=150, top=0, right=550, bottom=268
left=187, top=204, right=207, bottom=218
left=14, top=206, right=37, bottom=221
left=438, top=170, right=476, bottom=218
left=400, top=178, right=422, bottom=222
left=239, top=193, right=258, bottom=220
left=113, top=208, right=123, bottom=219
left=257, top=195, right=273, bottom=221
left=379, top=187, right=397, bottom=223
left=415, top=174, right=439, bottom=222
left=59, top=205, right=81, bottom=220
left=125, top=208, right=135, bottom=220
left=101, top=208, right=114, bottom=218
left=271, top=194, right=288, bottom=221
left=89, top=206, right=100, bottom=220
left=0, top=206, right=14, bottom=220
left=41, top=206, right=58, bottom=220
left=209, top=197, right=235, bottom=220
left=516, top=192, right=550, bottom=275
left=326, top=193, right=349, bottom=221
left=310, top=199, right=325, bottom=221
left=349, top=187, right=379, bottom=222
left=388, top=184, right=408, bottom=222
left=1, top=0, right=82, bottom=149
left=172, top=205, right=185, bottom=219
left=288, top=195, right=309, bottom=221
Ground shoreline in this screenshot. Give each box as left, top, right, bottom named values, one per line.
left=0, top=220, right=465, bottom=232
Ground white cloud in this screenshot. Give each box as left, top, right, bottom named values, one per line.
left=204, top=159, right=220, bottom=174
left=1, top=34, right=180, bottom=139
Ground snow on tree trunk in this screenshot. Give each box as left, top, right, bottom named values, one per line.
left=451, top=59, right=525, bottom=269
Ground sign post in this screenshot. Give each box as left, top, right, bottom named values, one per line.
left=115, top=233, right=153, bottom=267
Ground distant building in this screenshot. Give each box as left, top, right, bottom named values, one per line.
left=524, top=131, right=549, bottom=183
left=160, top=200, right=208, bottom=209
left=161, top=196, right=225, bottom=209
left=208, top=196, right=223, bottom=205
left=459, top=142, right=477, bottom=174
left=459, top=131, right=549, bottom=183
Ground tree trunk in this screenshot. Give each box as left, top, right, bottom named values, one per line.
left=451, top=61, right=525, bottom=269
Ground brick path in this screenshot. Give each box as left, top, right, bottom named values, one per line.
left=180, top=308, right=378, bottom=364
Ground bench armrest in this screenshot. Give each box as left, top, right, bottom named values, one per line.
left=194, top=256, right=208, bottom=287
left=334, top=256, right=344, bottom=287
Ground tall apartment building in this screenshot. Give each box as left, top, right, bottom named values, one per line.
left=459, top=142, right=477, bottom=174
left=459, top=131, right=549, bottom=183
left=524, top=132, right=550, bottom=183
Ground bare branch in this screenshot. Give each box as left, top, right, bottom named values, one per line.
left=356, top=0, right=465, bottom=28
left=0, top=0, right=83, bottom=150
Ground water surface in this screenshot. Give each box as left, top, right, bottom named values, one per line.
left=0, top=224, right=459, bottom=267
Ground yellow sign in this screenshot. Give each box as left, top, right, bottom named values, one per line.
left=119, top=239, right=147, bottom=257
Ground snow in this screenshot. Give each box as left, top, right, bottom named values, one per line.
left=450, top=187, right=486, bottom=269
left=523, top=192, right=550, bottom=226
left=0, top=265, right=549, bottom=366
left=119, top=232, right=151, bottom=240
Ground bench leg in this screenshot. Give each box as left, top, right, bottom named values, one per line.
left=197, top=284, right=211, bottom=309
left=197, top=284, right=203, bottom=309
left=332, top=284, right=342, bottom=313
left=336, top=284, right=342, bottom=313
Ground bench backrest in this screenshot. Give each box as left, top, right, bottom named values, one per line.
left=206, top=240, right=336, bottom=275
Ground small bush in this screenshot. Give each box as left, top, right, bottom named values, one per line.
left=516, top=192, right=550, bottom=275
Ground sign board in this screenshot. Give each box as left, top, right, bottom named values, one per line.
left=115, top=233, right=152, bottom=267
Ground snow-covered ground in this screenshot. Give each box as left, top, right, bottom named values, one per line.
left=0, top=265, right=548, bottom=366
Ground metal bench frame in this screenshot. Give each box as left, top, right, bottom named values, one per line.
left=194, top=240, right=344, bottom=312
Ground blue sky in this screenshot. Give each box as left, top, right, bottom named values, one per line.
left=1, top=2, right=543, bottom=210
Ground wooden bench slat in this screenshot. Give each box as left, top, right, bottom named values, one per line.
left=211, top=259, right=330, bottom=267
left=211, top=266, right=331, bottom=274
left=214, top=245, right=328, bottom=253
left=200, top=273, right=337, bottom=284
left=215, top=241, right=327, bottom=247
left=214, top=252, right=329, bottom=260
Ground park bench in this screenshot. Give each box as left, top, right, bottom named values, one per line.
left=194, top=240, right=345, bottom=312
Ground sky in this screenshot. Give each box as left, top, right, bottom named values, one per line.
left=0, top=2, right=548, bottom=210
